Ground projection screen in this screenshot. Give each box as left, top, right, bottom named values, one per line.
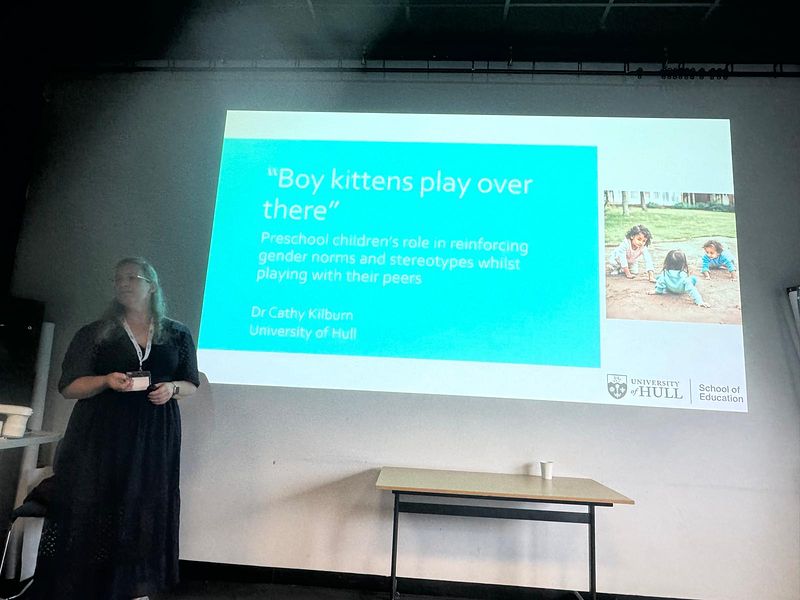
left=198, top=110, right=746, bottom=411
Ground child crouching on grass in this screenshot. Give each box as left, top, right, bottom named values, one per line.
left=648, top=249, right=710, bottom=308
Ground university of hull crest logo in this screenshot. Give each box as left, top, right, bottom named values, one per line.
left=607, top=374, right=628, bottom=399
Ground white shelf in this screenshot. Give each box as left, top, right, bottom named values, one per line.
left=0, top=431, right=63, bottom=451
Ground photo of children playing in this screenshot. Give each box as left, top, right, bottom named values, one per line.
left=604, top=190, right=741, bottom=324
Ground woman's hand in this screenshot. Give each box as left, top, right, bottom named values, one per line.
left=148, top=382, right=175, bottom=405
left=63, top=373, right=131, bottom=399
left=106, top=372, right=133, bottom=392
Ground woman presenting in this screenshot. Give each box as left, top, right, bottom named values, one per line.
left=30, top=257, right=199, bottom=600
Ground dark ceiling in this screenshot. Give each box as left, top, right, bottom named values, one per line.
left=2, top=1, right=798, bottom=295
left=10, top=1, right=800, bottom=67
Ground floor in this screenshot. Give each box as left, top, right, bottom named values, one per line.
left=154, top=581, right=436, bottom=600
left=0, top=578, right=602, bottom=600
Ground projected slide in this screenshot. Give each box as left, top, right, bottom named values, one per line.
left=199, top=111, right=746, bottom=411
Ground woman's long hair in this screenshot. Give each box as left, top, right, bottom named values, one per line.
left=101, top=257, right=168, bottom=342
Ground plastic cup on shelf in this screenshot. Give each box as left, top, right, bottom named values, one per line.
left=0, top=404, right=34, bottom=438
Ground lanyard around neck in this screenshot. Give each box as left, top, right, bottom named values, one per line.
left=122, top=318, right=154, bottom=370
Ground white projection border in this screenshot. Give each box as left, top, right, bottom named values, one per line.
left=224, top=110, right=734, bottom=193
left=200, top=110, right=745, bottom=412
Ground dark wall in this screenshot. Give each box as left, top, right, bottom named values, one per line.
left=3, top=67, right=45, bottom=297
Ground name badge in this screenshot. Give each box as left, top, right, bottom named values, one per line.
left=126, top=370, right=152, bottom=392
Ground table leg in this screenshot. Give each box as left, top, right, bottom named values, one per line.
left=588, top=504, right=596, bottom=600
left=391, top=492, right=399, bottom=599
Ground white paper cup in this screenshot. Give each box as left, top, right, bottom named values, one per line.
left=2, top=414, right=30, bottom=438
left=0, top=404, right=34, bottom=438
left=540, top=461, right=554, bottom=480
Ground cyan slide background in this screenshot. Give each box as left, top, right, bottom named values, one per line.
left=200, top=139, right=599, bottom=367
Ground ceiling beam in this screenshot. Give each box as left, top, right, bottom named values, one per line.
left=703, top=0, right=721, bottom=21
left=600, top=0, right=614, bottom=28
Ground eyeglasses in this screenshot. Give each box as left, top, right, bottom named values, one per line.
left=113, top=274, right=151, bottom=286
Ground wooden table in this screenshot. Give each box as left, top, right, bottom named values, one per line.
left=376, top=466, right=633, bottom=600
